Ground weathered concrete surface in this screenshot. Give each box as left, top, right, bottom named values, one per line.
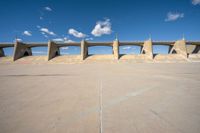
left=13, top=42, right=32, bottom=61
left=81, top=40, right=88, bottom=60
left=0, top=63, right=200, bottom=133
left=141, top=40, right=153, bottom=59
left=47, top=41, right=60, bottom=61
left=170, top=40, right=187, bottom=58
left=113, top=40, right=119, bottom=59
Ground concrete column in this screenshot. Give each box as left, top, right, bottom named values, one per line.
left=13, top=41, right=32, bottom=61
left=170, top=40, right=187, bottom=58
left=0, top=48, right=5, bottom=57
left=113, top=40, right=119, bottom=60
left=81, top=40, right=88, bottom=60
left=47, top=41, right=60, bottom=61
left=141, top=40, right=153, bottom=59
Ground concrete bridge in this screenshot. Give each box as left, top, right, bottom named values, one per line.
left=0, top=39, right=200, bottom=61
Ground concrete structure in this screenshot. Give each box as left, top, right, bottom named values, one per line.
left=0, top=47, right=5, bottom=57
left=141, top=39, right=153, bottom=59
left=169, top=40, right=187, bottom=58
left=1, top=63, right=200, bottom=133
left=0, top=39, right=200, bottom=62
left=13, top=41, right=32, bottom=61
left=81, top=40, right=88, bottom=60
left=47, top=41, right=60, bottom=61
left=113, top=39, right=119, bottom=59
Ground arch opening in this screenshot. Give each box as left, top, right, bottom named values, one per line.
left=23, top=51, right=29, bottom=56
left=153, top=45, right=171, bottom=56
left=88, top=46, right=113, bottom=55
left=119, top=45, right=141, bottom=55
left=59, top=46, right=80, bottom=55
left=31, top=47, right=48, bottom=56
left=2, top=47, right=14, bottom=56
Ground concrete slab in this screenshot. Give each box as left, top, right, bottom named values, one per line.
left=0, top=63, right=200, bottom=133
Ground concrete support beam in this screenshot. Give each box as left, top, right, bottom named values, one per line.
left=47, top=41, right=60, bottom=61
left=13, top=41, right=32, bottom=61
left=0, top=48, right=5, bottom=57
left=170, top=40, right=187, bottom=58
left=113, top=40, right=119, bottom=60
left=81, top=40, right=88, bottom=60
left=141, top=40, right=153, bottom=59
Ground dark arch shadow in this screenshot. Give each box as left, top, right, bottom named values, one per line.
left=24, top=51, right=29, bottom=56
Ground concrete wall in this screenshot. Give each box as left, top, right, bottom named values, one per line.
left=47, top=41, right=60, bottom=61
left=13, top=41, right=32, bottom=61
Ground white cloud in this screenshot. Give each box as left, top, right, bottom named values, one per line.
left=40, top=28, right=56, bottom=36
left=60, top=52, right=69, bottom=55
left=65, top=39, right=74, bottom=43
left=91, top=18, right=112, bottom=37
left=44, top=35, right=48, bottom=38
left=40, top=16, right=43, bottom=20
left=52, top=38, right=64, bottom=42
left=14, top=38, right=22, bottom=42
left=52, top=37, right=75, bottom=43
left=122, top=46, right=132, bottom=50
left=165, top=12, right=184, bottom=22
left=60, top=47, right=69, bottom=50
left=32, top=51, right=47, bottom=54
left=192, top=0, right=200, bottom=5
left=68, top=28, right=87, bottom=38
left=23, top=31, right=32, bottom=36
left=44, top=6, right=52, bottom=11
left=85, top=37, right=93, bottom=41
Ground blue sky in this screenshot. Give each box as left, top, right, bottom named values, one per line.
left=0, top=0, right=200, bottom=55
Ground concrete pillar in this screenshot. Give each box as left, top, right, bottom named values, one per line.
left=113, top=40, right=119, bottom=60
left=141, top=40, right=153, bottom=59
left=81, top=40, right=88, bottom=60
left=47, top=41, right=60, bottom=61
left=170, top=40, right=187, bottom=58
left=13, top=41, right=32, bottom=61
left=0, top=48, right=5, bottom=57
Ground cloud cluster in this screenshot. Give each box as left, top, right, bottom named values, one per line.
left=85, top=37, right=93, bottom=41
left=44, top=6, right=52, bottom=11
left=23, top=31, right=32, bottom=36
left=52, top=37, right=74, bottom=43
left=40, top=28, right=56, bottom=36
left=68, top=28, right=87, bottom=38
left=122, top=46, right=132, bottom=50
left=165, top=12, right=184, bottom=22
left=192, top=0, right=200, bottom=5
left=14, top=38, right=23, bottom=42
left=91, top=18, right=112, bottom=37
left=32, top=51, right=47, bottom=54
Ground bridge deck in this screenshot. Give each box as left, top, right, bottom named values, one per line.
left=0, top=41, right=200, bottom=48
